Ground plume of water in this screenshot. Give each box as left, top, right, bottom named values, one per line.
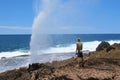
left=30, top=0, right=54, bottom=63
left=30, top=0, right=91, bottom=63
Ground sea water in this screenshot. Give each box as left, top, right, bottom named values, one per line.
left=0, top=34, right=120, bottom=72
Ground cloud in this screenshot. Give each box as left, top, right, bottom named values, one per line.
left=0, top=26, right=31, bottom=30
left=52, top=26, right=95, bottom=30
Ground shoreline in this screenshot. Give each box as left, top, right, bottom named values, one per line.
left=0, top=42, right=120, bottom=79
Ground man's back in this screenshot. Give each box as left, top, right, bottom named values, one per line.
left=76, top=42, right=82, bottom=51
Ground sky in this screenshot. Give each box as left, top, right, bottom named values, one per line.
left=0, top=0, right=120, bottom=34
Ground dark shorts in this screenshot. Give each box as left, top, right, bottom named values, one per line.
left=77, top=52, right=83, bottom=58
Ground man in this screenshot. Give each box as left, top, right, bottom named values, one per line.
left=76, top=38, right=84, bottom=67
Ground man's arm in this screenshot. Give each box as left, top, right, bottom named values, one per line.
left=76, top=43, right=78, bottom=53
left=81, top=43, right=83, bottom=50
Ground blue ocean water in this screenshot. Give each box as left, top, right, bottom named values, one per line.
left=0, top=34, right=120, bottom=52
left=0, top=34, right=120, bottom=72
left=0, top=35, right=30, bottom=52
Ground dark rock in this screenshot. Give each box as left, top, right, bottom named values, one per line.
left=112, top=43, right=120, bottom=48
left=1, top=57, right=6, bottom=60
left=29, top=63, right=39, bottom=71
left=52, top=75, right=73, bottom=80
left=87, top=77, right=99, bottom=80
left=106, top=46, right=115, bottom=52
left=96, top=41, right=110, bottom=51
left=28, top=63, right=45, bottom=71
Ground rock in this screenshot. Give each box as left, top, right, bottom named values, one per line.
left=106, top=46, right=115, bottom=52
left=28, top=63, right=40, bottom=71
left=96, top=41, right=110, bottom=51
left=112, top=43, right=120, bottom=48
left=28, top=63, right=49, bottom=71
left=0, top=58, right=120, bottom=80
left=52, top=75, right=73, bottom=80
left=1, top=57, right=6, bottom=60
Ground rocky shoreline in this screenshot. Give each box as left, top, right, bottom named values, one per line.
left=0, top=42, right=120, bottom=80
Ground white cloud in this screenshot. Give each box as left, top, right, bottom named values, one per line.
left=0, top=26, right=31, bottom=30
left=57, top=26, right=96, bottom=30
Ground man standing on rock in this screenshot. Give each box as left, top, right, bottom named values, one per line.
left=76, top=38, right=84, bottom=67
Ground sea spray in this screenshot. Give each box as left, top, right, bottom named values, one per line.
left=30, top=0, right=97, bottom=63
left=30, top=0, right=59, bottom=63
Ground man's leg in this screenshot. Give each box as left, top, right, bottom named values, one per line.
left=81, top=57, right=84, bottom=67
left=77, top=57, right=81, bottom=67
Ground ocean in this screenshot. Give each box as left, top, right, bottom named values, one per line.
left=0, top=34, right=120, bottom=72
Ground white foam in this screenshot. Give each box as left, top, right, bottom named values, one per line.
left=41, top=41, right=99, bottom=54
left=83, top=41, right=101, bottom=51
left=108, top=40, right=120, bottom=45
left=0, top=51, right=30, bottom=59
left=42, top=44, right=75, bottom=54
left=0, top=40, right=120, bottom=58
left=42, top=40, right=120, bottom=54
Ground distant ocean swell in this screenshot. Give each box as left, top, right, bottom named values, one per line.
left=0, top=40, right=120, bottom=59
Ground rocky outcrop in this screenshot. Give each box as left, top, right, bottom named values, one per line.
left=96, top=41, right=110, bottom=51
left=106, top=46, right=115, bottom=52
left=0, top=58, right=120, bottom=80
left=0, top=64, right=55, bottom=80
left=112, top=43, right=120, bottom=48
left=106, top=43, right=120, bottom=52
